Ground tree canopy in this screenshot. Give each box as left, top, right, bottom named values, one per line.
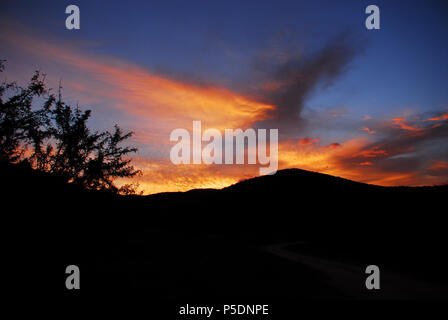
left=0, top=61, right=141, bottom=194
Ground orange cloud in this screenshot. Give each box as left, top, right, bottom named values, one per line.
left=1, top=26, right=274, bottom=133
left=298, top=137, right=320, bottom=146
left=116, top=133, right=447, bottom=193
left=324, top=143, right=342, bottom=149
left=275, top=137, right=448, bottom=187
left=115, top=157, right=259, bottom=194
left=428, top=113, right=448, bottom=121
left=357, top=146, right=388, bottom=158
left=428, top=161, right=448, bottom=175
left=392, top=118, right=423, bottom=133
left=361, top=127, right=376, bottom=134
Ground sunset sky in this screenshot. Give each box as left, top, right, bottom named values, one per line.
left=1, top=0, right=448, bottom=193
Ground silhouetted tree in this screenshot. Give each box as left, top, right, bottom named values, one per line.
left=0, top=61, right=141, bottom=194
left=0, top=61, right=49, bottom=163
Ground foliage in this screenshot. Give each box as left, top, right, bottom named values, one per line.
left=0, top=61, right=141, bottom=194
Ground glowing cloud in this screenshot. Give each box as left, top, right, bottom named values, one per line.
left=298, top=137, right=320, bottom=146
left=428, top=113, right=448, bottom=121
left=392, top=118, right=423, bottom=133
left=361, top=127, right=376, bottom=134
left=1, top=26, right=274, bottom=133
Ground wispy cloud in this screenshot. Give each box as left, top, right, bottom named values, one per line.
left=252, top=34, right=361, bottom=135
left=1, top=23, right=274, bottom=133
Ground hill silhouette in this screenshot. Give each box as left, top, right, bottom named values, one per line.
left=3, top=162, right=448, bottom=300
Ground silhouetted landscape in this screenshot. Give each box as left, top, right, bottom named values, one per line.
left=3, top=2, right=448, bottom=317
left=5, top=161, right=448, bottom=300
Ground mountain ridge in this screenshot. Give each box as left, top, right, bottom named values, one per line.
left=146, top=167, right=447, bottom=198
left=3, top=160, right=448, bottom=298
left=2, top=161, right=446, bottom=199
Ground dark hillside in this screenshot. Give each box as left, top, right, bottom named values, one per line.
left=3, top=162, right=448, bottom=299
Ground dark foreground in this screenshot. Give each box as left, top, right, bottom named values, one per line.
left=4, top=162, right=448, bottom=313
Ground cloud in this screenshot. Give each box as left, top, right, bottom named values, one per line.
left=298, top=137, right=320, bottom=146
left=392, top=118, right=424, bottom=133
left=253, top=34, right=360, bottom=134
left=362, top=127, right=376, bottom=134
left=427, top=112, right=448, bottom=121
left=115, top=157, right=260, bottom=194
left=0, top=24, right=274, bottom=135
left=274, top=108, right=448, bottom=187
left=428, top=161, right=448, bottom=176
left=357, top=146, right=388, bottom=158
left=325, top=143, right=342, bottom=149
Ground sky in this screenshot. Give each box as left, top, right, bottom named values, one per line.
left=1, top=0, right=448, bottom=193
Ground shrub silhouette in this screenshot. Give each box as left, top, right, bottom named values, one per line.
left=0, top=61, right=141, bottom=194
